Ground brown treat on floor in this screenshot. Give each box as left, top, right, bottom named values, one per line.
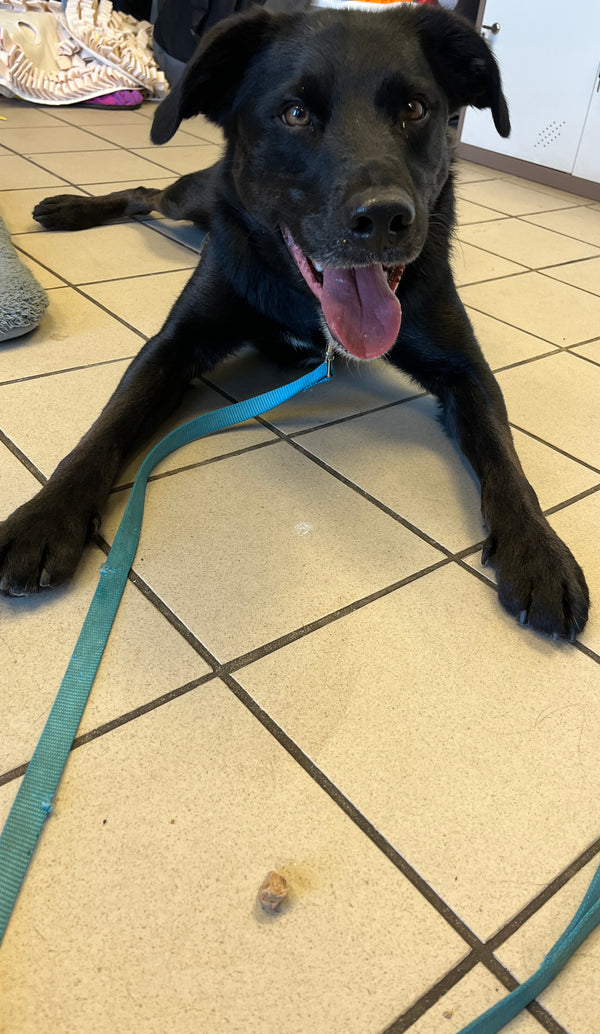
left=258, top=871, right=289, bottom=912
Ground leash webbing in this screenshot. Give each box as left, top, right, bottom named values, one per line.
left=457, top=861, right=600, bottom=1033
left=0, top=359, right=331, bottom=945
left=1, top=356, right=599, bottom=1034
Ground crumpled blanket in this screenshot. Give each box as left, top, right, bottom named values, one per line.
left=0, top=0, right=167, bottom=103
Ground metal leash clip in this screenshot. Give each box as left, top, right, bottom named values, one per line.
left=325, top=342, right=335, bottom=379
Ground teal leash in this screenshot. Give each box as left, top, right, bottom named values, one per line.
left=1, top=351, right=599, bottom=1034
left=457, top=862, right=600, bottom=1033
left=0, top=358, right=332, bottom=945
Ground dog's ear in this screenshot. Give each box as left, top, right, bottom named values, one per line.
left=414, top=8, right=510, bottom=138
left=152, top=7, right=285, bottom=144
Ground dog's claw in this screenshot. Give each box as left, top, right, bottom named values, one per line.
left=481, top=540, right=495, bottom=567
left=518, top=609, right=528, bottom=626
left=569, top=626, right=578, bottom=644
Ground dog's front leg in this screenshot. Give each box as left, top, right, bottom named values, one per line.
left=0, top=259, right=241, bottom=596
left=438, top=365, right=589, bottom=639
left=389, top=296, right=589, bottom=639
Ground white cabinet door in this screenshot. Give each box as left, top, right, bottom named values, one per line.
left=573, top=62, right=600, bottom=181
left=461, top=0, right=600, bottom=174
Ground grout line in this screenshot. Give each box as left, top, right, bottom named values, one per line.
left=223, top=558, right=452, bottom=672
left=0, top=354, right=135, bottom=389
left=537, top=267, right=600, bottom=301
left=508, top=423, right=600, bottom=476
left=72, top=672, right=216, bottom=750
left=0, top=429, right=46, bottom=485
left=567, top=348, right=600, bottom=370
left=110, top=434, right=282, bottom=493
left=93, top=534, right=221, bottom=670
left=543, top=482, right=600, bottom=516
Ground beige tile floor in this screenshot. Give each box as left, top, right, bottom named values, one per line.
left=0, top=97, right=599, bottom=1034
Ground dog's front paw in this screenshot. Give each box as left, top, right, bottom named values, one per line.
left=482, top=522, right=589, bottom=641
left=33, top=195, right=97, bottom=232
left=0, top=491, right=98, bottom=596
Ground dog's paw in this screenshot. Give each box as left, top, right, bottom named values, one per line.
left=33, top=195, right=99, bottom=232
left=0, top=492, right=98, bottom=596
left=482, top=522, right=589, bottom=641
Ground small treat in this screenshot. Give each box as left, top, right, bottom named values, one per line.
left=258, top=871, right=289, bottom=912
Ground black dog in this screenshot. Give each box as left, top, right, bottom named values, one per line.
left=2, top=4, right=589, bottom=639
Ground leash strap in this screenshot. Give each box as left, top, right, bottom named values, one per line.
left=0, top=359, right=331, bottom=944
left=458, top=861, right=600, bottom=1033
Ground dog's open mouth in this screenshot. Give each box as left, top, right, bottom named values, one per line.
left=282, top=227, right=404, bottom=360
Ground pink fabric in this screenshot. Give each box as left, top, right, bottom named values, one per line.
left=81, top=89, right=144, bottom=108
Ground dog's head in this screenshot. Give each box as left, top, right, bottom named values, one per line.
left=152, top=6, right=510, bottom=361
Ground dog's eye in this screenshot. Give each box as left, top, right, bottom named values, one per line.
left=403, top=100, right=428, bottom=123
left=281, top=103, right=311, bottom=127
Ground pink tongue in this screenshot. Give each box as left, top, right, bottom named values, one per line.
left=320, top=264, right=402, bottom=359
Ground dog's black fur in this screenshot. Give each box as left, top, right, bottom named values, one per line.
left=2, top=5, right=589, bottom=638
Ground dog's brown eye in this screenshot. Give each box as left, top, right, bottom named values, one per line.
left=281, top=103, right=310, bottom=127
left=404, top=100, right=427, bottom=122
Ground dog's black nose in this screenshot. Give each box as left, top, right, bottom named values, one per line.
left=347, top=192, right=415, bottom=248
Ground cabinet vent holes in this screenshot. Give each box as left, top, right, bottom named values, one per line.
left=534, top=120, right=566, bottom=148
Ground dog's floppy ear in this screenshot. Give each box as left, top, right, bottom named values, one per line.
left=152, top=7, right=284, bottom=144
left=414, top=8, right=510, bottom=138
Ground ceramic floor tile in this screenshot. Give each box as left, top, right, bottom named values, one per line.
left=84, top=123, right=201, bottom=149
left=0, top=100, right=63, bottom=127
left=12, top=221, right=197, bottom=284
left=236, top=563, right=600, bottom=940
left=455, top=198, right=504, bottom=224
left=0, top=287, right=142, bottom=384
left=84, top=176, right=175, bottom=194
left=0, top=185, right=89, bottom=233
left=45, top=104, right=157, bottom=126
left=141, top=217, right=206, bottom=251
left=460, top=273, right=600, bottom=346
left=133, top=143, right=223, bottom=174
left=499, top=174, right=592, bottom=208
left=456, top=178, right=581, bottom=216
left=18, top=255, right=63, bottom=289
left=454, top=161, right=505, bottom=184
left=457, top=218, right=600, bottom=269
left=411, top=966, right=542, bottom=1033
left=496, top=352, right=600, bottom=468
left=497, top=857, right=600, bottom=1034
left=0, top=361, right=274, bottom=480
left=541, top=256, right=600, bottom=295
left=451, top=240, right=526, bottom=286
left=524, top=207, right=600, bottom=248
left=175, top=114, right=224, bottom=144
left=547, top=492, right=600, bottom=655
left=101, top=441, right=442, bottom=660
left=0, top=125, right=117, bottom=153
left=31, top=148, right=173, bottom=184
left=0, top=682, right=467, bottom=1034
left=206, top=349, right=420, bottom=433
left=465, top=308, right=558, bottom=369
left=298, top=397, right=597, bottom=553
left=80, top=269, right=195, bottom=337
left=0, top=154, right=68, bottom=190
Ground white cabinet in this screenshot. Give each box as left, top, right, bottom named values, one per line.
left=461, top=0, right=600, bottom=183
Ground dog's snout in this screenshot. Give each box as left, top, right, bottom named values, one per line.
left=347, top=192, right=416, bottom=248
